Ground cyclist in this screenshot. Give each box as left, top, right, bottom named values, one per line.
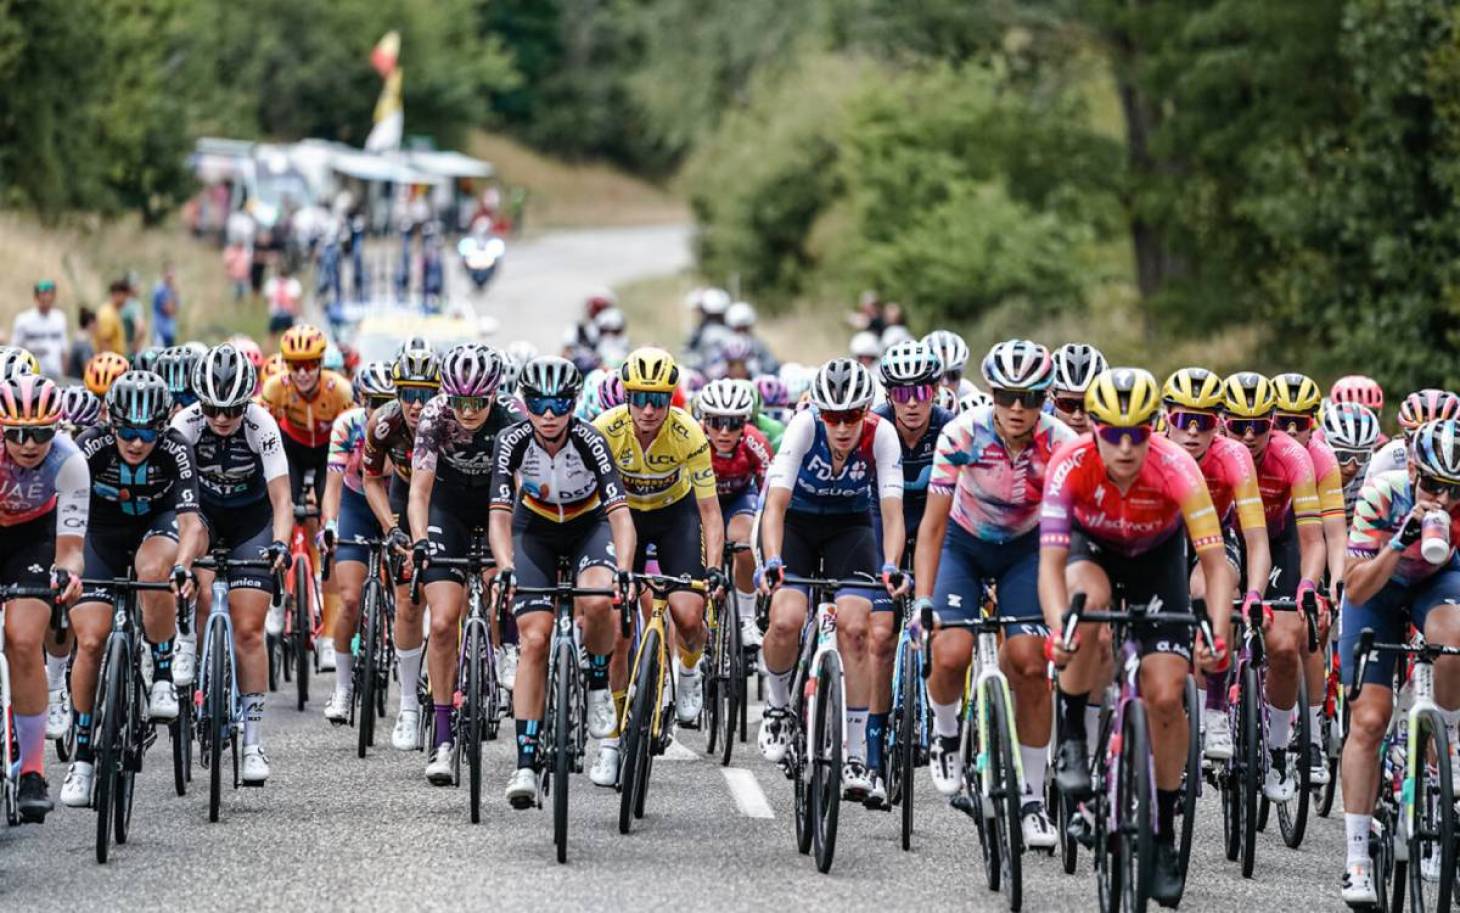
left=1320, top=402, right=1382, bottom=521
left=84, top=351, right=130, bottom=399
left=591, top=347, right=724, bottom=783
left=155, top=346, right=199, bottom=415
left=59, top=385, right=102, bottom=436
left=60, top=371, right=205, bottom=806
left=1161, top=367, right=1270, bottom=761
left=488, top=356, right=637, bottom=807
left=1043, top=367, right=1233, bottom=906
left=1336, top=419, right=1460, bottom=906
left=320, top=362, right=397, bottom=724
left=1330, top=374, right=1386, bottom=415
left=0, top=374, right=86, bottom=822
left=408, top=344, right=524, bottom=784
left=865, top=338, right=954, bottom=807
left=1048, top=343, right=1108, bottom=434
left=1363, top=388, right=1460, bottom=485
left=171, top=344, right=293, bottom=785
left=914, top=339, right=1072, bottom=844
left=921, top=330, right=969, bottom=393
left=361, top=344, right=439, bottom=749
left=696, top=378, right=772, bottom=652
left=757, top=357, right=906, bottom=800
left=259, top=323, right=354, bottom=673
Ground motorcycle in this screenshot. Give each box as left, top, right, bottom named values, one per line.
left=458, top=232, right=506, bottom=293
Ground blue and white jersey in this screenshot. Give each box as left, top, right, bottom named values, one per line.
left=871, top=403, right=954, bottom=533
left=767, top=408, right=903, bottom=515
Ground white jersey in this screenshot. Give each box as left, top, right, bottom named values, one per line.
left=11, top=307, right=68, bottom=378
left=1363, top=438, right=1406, bottom=487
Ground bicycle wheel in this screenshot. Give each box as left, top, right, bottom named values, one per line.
left=896, top=637, right=917, bottom=852
left=464, top=624, right=484, bottom=824
left=793, top=677, right=812, bottom=855
left=267, top=632, right=280, bottom=691
left=357, top=577, right=382, bottom=758
left=1115, top=700, right=1154, bottom=913
left=1277, top=675, right=1311, bottom=849
left=1051, top=693, right=1079, bottom=875
left=705, top=604, right=722, bottom=757
left=172, top=685, right=191, bottom=797
left=208, top=630, right=229, bottom=823
left=1317, top=707, right=1339, bottom=818
left=1238, top=665, right=1260, bottom=878
left=552, top=638, right=573, bottom=863
left=810, top=650, right=843, bottom=874
left=619, top=627, right=660, bottom=835
left=966, top=699, right=999, bottom=892
left=720, top=601, right=742, bottom=767
left=1177, top=675, right=1200, bottom=886
left=1409, top=708, right=1455, bottom=911
left=94, top=637, right=124, bottom=863
left=115, top=653, right=143, bottom=846
left=985, top=680, right=1023, bottom=911
left=294, top=562, right=311, bottom=711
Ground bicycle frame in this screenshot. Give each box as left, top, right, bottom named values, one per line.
left=621, top=585, right=677, bottom=743
left=198, top=581, right=243, bottom=746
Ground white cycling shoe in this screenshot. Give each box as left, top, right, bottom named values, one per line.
left=265, top=602, right=284, bottom=637
left=1202, top=707, right=1233, bottom=761
left=496, top=646, right=519, bottom=691
left=758, top=707, right=791, bottom=763
left=841, top=760, right=872, bottom=801
left=739, top=618, right=764, bottom=650
left=590, top=743, right=620, bottom=787
left=46, top=689, right=71, bottom=740
left=929, top=735, right=961, bottom=797
left=148, top=680, right=179, bottom=723
left=241, top=745, right=270, bottom=785
left=1021, top=800, right=1058, bottom=849
left=425, top=743, right=454, bottom=785
left=1342, top=862, right=1378, bottom=907
left=392, top=709, right=421, bottom=751
left=317, top=640, right=337, bottom=673
left=505, top=768, right=539, bottom=809
left=675, top=661, right=704, bottom=724
left=1263, top=753, right=1296, bottom=802
left=173, top=638, right=196, bottom=687
left=587, top=689, right=617, bottom=739
left=60, top=761, right=93, bottom=808
left=323, top=690, right=352, bottom=725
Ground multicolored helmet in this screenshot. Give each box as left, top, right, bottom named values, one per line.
left=280, top=323, right=328, bottom=362
left=519, top=356, right=583, bottom=400
left=155, top=347, right=198, bottom=401
left=354, top=361, right=396, bottom=404
left=1321, top=402, right=1381, bottom=451
left=598, top=371, right=627, bottom=410
left=107, top=371, right=172, bottom=427
left=0, top=347, right=39, bottom=380
left=755, top=374, right=789, bottom=408
left=1397, top=388, right=1460, bottom=433
left=0, top=374, right=63, bottom=426
left=1411, top=420, right=1460, bottom=483
left=85, top=351, right=130, bottom=396
left=60, top=385, right=102, bottom=428
left=981, top=339, right=1054, bottom=391
left=1330, top=375, right=1384, bottom=411
left=393, top=346, right=440, bottom=388
left=439, top=344, right=502, bottom=398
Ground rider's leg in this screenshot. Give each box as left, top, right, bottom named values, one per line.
left=424, top=579, right=465, bottom=747
left=8, top=599, right=54, bottom=776
left=136, top=533, right=180, bottom=684
left=512, top=609, right=553, bottom=769
left=228, top=586, right=272, bottom=747
left=763, top=588, right=809, bottom=708
left=835, top=595, right=873, bottom=764
left=330, top=559, right=367, bottom=698
left=65, top=603, right=111, bottom=764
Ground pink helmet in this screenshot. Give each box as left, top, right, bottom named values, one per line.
left=1398, top=388, right=1460, bottom=432
left=439, top=344, right=502, bottom=398
left=598, top=372, right=626, bottom=410
left=0, top=374, right=63, bottom=426
left=1330, top=374, right=1384, bottom=411
left=755, top=374, right=789, bottom=408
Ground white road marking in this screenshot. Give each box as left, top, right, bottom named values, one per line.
left=723, top=767, right=775, bottom=819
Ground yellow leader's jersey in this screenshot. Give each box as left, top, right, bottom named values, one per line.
left=592, top=405, right=716, bottom=512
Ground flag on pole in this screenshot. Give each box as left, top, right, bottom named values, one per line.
left=370, top=31, right=400, bottom=78
left=366, top=68, right=404, bottom=151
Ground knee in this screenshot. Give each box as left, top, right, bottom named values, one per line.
left=429, top=610, right=457, bottom=641
left=75, top=625, right=108, bottom=658
left=1004, top=641, right=1047, bottom=686
left=234, top=625, right=264, bottom=653
left=580, top=597, right=611, bottom=622
left=136, top=550, right=173, bottom=582
left=1145, top=681, right=1185, bottom=720
left=518, top=626, right=549, bottom=661
left=767, top=606, right=802, bottom=643
left=870, top=625, right=896, bottom=662
left=1348, top=702, right=1391, bottom=746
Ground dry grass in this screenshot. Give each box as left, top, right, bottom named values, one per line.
left=469, top=131, right=688, bottom=230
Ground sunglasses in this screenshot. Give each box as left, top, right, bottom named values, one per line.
left=1276, top=413, right=1314, bottom=434
left=704, top=415, right=746, bottom=432
left=1333, top=448, right=1370, bottom=468
left=1053, top=396, right=1086, bottom=415
left=628, top=391, right=671, bottom=410
left=821, top=408, right=867, bottom=427
left=3, top=425, right=57, bottom=445
left=888, top=383, right=935, bottom=405
left=397, top=386, right=435, bottom=406
left=450, top=395, right=488, bottom=413
left=1417, top=473, right=1460, bottom=499
left=201, top=403, right=246, bottom=420
left=1094, top=423, right=1153, bottom=446
left=288, top=360, right=322, bottom=373
left=114, top=424, right=161, bottom=444
left=1167, top=410, right=1220, bottom=433
left=524, top=395, right=575, bottom=417
left=366, top=396, right=394, bottom=411
left=991, top=388, right=1046, bottom=409
left=1226, top=417, right=1272, bottom=437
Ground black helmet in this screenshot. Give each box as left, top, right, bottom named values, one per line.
left=519, top=356, right=583, bottom=400
left=107, top=370, right=172, bottom=426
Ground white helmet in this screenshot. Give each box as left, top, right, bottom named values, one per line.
left=1321, top=402, right=1381, bottom=451
left=960, top=388, right=993, bottom=412
left=879, top=340, right=942, bottom=387
left=934, top=385, right=961, bottom=414
left=849, top=330, right=882, bottom=359
left=1051, top=342, right=1108, bottom=393
left=811, top=358, right=875, bottom=411
left=701, top=287, right=732, bottom=316
left=981, top=339, right=1055, bottom=391
left=921, top=330, right=969, bottom=375
left=697, top=378, right=756, bottom=419
left=595, top=307, right=626, bottom=333
left=506, top=340, right=539, bottom=368
left=725, top=301, right=757, bottom=330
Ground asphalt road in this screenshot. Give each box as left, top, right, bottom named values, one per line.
left=3, top=666, right=1344, bottom=912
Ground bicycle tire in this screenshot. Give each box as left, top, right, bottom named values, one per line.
left=986, top=680, right=1023, bottom=911
left=897, top=637, right=916, bottom=852
left=1239, top=665, right=1260, bottom=878
left=1409, top=708, right=1455, bottom=911
left=1051, top=692, right=1079, bottom=875
left=294, top=562, right=311, bottom=711
left=967, top=696, right=999, bottom=892
left=552, top=638, right=572, bottom=863
left=705, top=604, right=722, bottom=757
left=358, top=577, right=382, bottom=758
left=465, top=623, right=483, bottom=824
left=721, top=599, right=741, bottom=767
left=811, top=649, right=843, bottom=874
left=172, top=689, right=190, bottom=797
left=619, top=626, right=660, bottom=835
left=1116, top=700, right=1155, bottom=913
left=115, top=651, right=143, bottom=846
left=208, top=625, right=228, bottom=823
left=1277, top=675, right=1311, bottom=849
left=94, top=636, right=124, bottom=863
left=1316, top=707, right=1339, bottom=818
left=267, top=632, right=279, bottom=691
left=634, top=633, right=663, bottom=821
left=1178, top=675, right=1200, bottom=887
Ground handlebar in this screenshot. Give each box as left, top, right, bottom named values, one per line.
left=0, top=583, right=70, bottom=633
left=918, top=603, right=1044, bottom=680
left=408, top=552, right=496, bottom=605
left=1058, top=591, right=1218, bottom=665
left=781, top=572, right=881, bottom=591
left=192, top=555, right=286, bottom=607
left=1232, top=593, right=1319, bottom=652
left=1347, top=627, right=1460, bottom=702
left=618, top=573, right=707, bottom=638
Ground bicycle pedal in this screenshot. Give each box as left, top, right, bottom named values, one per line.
left=949, top=794, right=978, bottom=819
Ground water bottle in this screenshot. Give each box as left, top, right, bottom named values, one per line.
left=1422, top=509, right=1451, bottom=564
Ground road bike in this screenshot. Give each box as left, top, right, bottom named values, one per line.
left=341, top=536, right=398, bottom=758
left=279, top=475, right=323, bottom=711
left=0, top=584, right=65, bottom=827
left=705, top=541, right=753, bottom=766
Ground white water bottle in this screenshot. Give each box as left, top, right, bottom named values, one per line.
left=1421, top=510, right=1451, bottom=564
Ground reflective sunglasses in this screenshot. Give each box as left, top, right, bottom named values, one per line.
left=397, top=386, right=435, bottom=406
left=628, top=390, right=671, bottom=410
left=820, top=408, right=867, bottom=427
left=201, top=402, right=246, bottom=419
left=1053, top=396, right=1086, bottom=415
left=1226, top=417, right=1272, bottom=437
left=991, top=388, right=1046, bottom=409
left=3, top=425, right=57, bottom=445
left=288, top=359, right=322, bottom=373
left=114, top=424, right=161, bottom=444
left=524, top=395, right=575, bottom=417
left=1166, top=410, right=1220, bottom=433
left=1276, top=413, right=1314, bottom=434
left=1333, top=448, right=1370, bottom=468
left=704, top=415, right=746, bottom=432
left=449, top=395, right=488, bottom=413
left=1094, top=423, right=1153, bottom=446
left=887, top=384, right=935, bottom=405
left=1417, top=473, right=1460, bottom=499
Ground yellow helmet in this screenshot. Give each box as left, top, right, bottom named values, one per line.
left=1222, top=372, right=1276, bottom=418
left=1271, top=372, right=1322, bottom=415
left=261, top=353, right=287, bottom=386
left=619, top=347, right=679, bottom=393
left=1085, top=368, right=1161, bottom=427
left=279, top=323, right=328, bottom=362
left=1162, top=367, right=1224, bottom=411
left=84, top=351, right=131, bottom=396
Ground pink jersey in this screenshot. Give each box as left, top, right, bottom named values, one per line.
left=326, top=407, right=369, bottom=495
left=1254, top=429, right=1321, bottom=534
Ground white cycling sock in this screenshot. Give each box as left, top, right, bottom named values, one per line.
left=1308, top=704, right=1323, bottom=749
left=334, top=659, right=352, bottom=697
left=1267, top=703, right=1292, bottom=752
left=1346, top=813, right=1370, bottom=866
left=1438, top=706, right=1460, bottom=756
left=847, top=707, right=868, bottom=764
left=930, top=697, right=960, bottom=739
left=396, top=645, right=423, bottom=712
left=242, top=693, right=264, bottom=747
left=735, top=590, right=756, bottom=624
left=766, top=666, right=793, bottom=710
left=46, top=652, right=67, bottom=692
left=1020, top=743, right=1047, bottom=799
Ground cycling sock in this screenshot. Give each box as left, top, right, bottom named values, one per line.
left=765, top=666, right=793, bottom=710
left=930, top=697, right=960, bottom=739
left=515, top=718, right=539, bottom=770
left=735, top=590, right=756, bottom=625
left=1204, top=670, right=1228, bottom=710
left=1307, top=704, right=1323, bottom=749
left=15, top=713, right=45, bottom=776
left=846, top=707, right=868, bottom=763
left=242, top=693, right=264, bottom=746
left=1058, top=688, right=1088, bottom=743
left=334, top=657, right=352, bottom=696
left=433, top=704, right=452, bottom=749
left=1020, top=743, right=1047, bottom=798
left=1346, top=813, right=1371, bottom=866
left=75, top=712, right=94, bottom=764
left=45, top=652, right=67, bottom=692
left=1438, top=706, right=1460, bottom=754
left=865, top=713, right=887, bottom=773
left=587, top=653, right=609, bottom=691
left=396, top=645, right=423, bottom=712
left=1267, top=703, right=1292, bottom=751
left=1156, top=788, right=1178, bottom=840
left=1085, top=705, right=1102, bottom=749
left=150, top=639, right=173, bottom=683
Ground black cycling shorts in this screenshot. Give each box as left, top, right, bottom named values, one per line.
left=197, top=512, right=276, bottom=594
left=421, top=494, right=490, bottom=586
left=1069, top=528, right=1193, bottom=661
left=511, top=509, right=617, bottom=616
left=781, top=509, right=886, bottom=607
left=630, top=495, right=704, bottom=579
left=1186, top=521, right=1244, bottom=583
left=80, top=511, right=179, bottom=605
left=0, top=513, right=56, bottom=592
left=1267, top=510, right=1303, bottom=600
left=282, top=435, right=328, bottom=510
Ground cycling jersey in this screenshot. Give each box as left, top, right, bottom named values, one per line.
left=77, top=426, right=200, bottom=523
left=1041, top=434, right=1223, bottom=558
left=873, top=403, right=955, bottom=535
left=1195, top=435, right=1266, bottom=533
left=362, top=399, right=414, bottom=483
left=327, top=407, right=369, bottom=495
left=710, top=425, right=772, bottom=498
left=754, top=413, right=785, bottom=450
left=1347, top=470, right=1460, bottom=586
left=928, top=405, right=1072, bottom=543
left=1306, top=435, right=1347, bottom=522
left=169, top=402, right=289, bottom=513
left=766, top=409, right=903, bottom=515
left=1253, top=429, right=1322, bottom=534
left=592, top=404, right=717, bottom=512
left=260, top=370, right=355, bottom=449
left=412, top=394, right=526, bottom=494
left=1363, top=437, right=1407, bottom=486
left=0, top=431, right=88, bottom=535
left=490, top=418, right=627, bottom=523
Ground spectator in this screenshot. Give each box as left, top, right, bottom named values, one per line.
left=68, top=307, right=96, bottom=379
left=224, top=241, right=251, bottom=302
left=11, top=279, right=69, bottom=377
left=151, top=262, right=181, bottom=347
left=94, top=280, right=128, bottom=355
left=264, top=266, right=302, bottom=350
left=120, top=272, right=148, bottom=356
left=848, top=289, right=886, bottom=335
